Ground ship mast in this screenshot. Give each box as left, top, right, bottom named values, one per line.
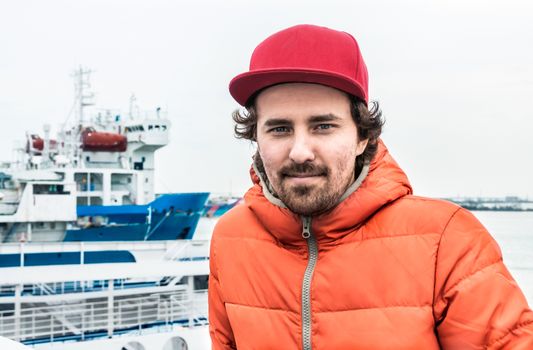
left=73, top=66, right=95, bottom=125
left=69, top=67, right=96, bottom=167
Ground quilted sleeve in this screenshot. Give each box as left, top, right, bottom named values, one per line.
left=433, top=208, right=533, bottom=349
left=208, top=234, right=237, bottom=350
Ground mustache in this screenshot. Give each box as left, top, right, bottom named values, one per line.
left=279, top=162, right=328, bottom=177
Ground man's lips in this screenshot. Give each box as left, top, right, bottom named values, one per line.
left=283, top=173, right=325, bottom=178
left=284, top=174, right=323, bottom=177
left=282, top=173, right=326, bottom=185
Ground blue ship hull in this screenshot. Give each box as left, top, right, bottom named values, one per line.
left=0, top=251, right=136, bottom=268
left=68, top=192, right=210, bottom=241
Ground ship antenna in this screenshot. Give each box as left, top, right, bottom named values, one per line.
left=129, top=94, right=138, bottom=120
left=69, top=67, right=96, bottom=166
left=73, top=66, right=95, bottom=126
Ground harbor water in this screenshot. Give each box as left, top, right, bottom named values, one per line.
left=473, top=211, right=533, bottom=305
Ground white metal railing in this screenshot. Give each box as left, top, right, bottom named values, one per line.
left=0, top=285, right=16, bottom=296
left=162, top=240, right=210, bottom=261
left=28, top=280, right=106, bottom=296
left=36, top=283, right=56, bottom=296
left=0, top=289, right=208, bottom=343
left=17, top=278, right=188, bottom=297
left=0, top=240, right=210, bottom=263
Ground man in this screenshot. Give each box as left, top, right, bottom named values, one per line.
left=209, top=24, right=533, bottom=349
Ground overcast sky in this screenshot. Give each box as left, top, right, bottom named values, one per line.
left=1, top=0, right=532, bottom=199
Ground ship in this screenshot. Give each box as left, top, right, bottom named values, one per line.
left=0, top=68, right=237, bottom=349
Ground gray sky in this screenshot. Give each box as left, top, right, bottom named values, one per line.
left=1, top=0, right=532, bottom=198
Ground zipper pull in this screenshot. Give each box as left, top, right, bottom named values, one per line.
left=301, top=216, right=311, bottom=239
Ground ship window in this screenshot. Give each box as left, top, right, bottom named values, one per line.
left=194, top=275, right=208, bottom=290
left=162, top=125, right=167, bottom=131
left=33, top=184, right=68, bottom=195
left=1, top=180, right=15, bottom=190
left=75, top=173, right=89, bottom=191
left=148, top=125, right=153, bottom=130
left=89, top=173, right=103, bottom=191
left=155, top=125, right=160, bottom=130
left=86, top=156, right=90, bottom=162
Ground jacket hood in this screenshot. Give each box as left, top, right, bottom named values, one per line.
left=244, top=140, right=413, bottom=246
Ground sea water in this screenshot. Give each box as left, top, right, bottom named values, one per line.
left=473, top=211, right=533, bottom=305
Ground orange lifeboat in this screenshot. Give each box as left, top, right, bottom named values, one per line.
left=27, top=135, right=58, bottom=153
left=81, top=127, right=127, bottom=152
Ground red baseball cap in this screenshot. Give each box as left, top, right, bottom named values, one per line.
left=229, top=24, right=369, bottom=106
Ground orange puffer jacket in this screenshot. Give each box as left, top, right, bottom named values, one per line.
left=209, top=142, right=533, bottom=349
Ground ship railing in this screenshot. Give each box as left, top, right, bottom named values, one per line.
left=35, top=283, right=56, bottom=296
left=22, top=279, right=167, bottom=297
left=0, top=289, right=208, bottom=344
left=162, top=240, right=210, bottom=262
left=28, top=281, right=92, bottom=296
left=0, top=285, right=16, bottom=297
left=1, top=240, right=210, bottom=264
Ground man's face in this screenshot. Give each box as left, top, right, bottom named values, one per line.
left=256, top=83, right=368, bottom=216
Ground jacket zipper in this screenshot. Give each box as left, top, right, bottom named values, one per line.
left=301, top=216, right=318, bottom=350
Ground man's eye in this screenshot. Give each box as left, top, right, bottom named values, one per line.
left=316, top=124, right=333, bottom=130
left=269, top=126, right=289, bottom=133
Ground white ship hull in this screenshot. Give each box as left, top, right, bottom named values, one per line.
left=32, top=325, right=210, bottom=350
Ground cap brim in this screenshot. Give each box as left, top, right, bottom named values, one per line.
left=229, top=68, right=367, bottom=106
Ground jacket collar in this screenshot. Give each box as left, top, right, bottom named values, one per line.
left=244, top=140, right=412, bottom=247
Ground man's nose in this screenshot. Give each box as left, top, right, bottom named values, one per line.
left=288, top=134, right=315, bottom=164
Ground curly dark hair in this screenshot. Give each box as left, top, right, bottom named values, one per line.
left=232, top=92, right=384, bottom=176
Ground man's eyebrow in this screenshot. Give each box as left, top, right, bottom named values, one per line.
left=261, top=114, right=342, bottom=128
left=308, top=114, right=342, bottom=123
left=262, top=118, right=293, bottom=127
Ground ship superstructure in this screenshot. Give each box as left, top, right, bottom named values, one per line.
left=0, top=68, right=226, bottom=349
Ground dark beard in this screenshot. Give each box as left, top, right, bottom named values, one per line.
left=254, top=152, right=349, bottom=216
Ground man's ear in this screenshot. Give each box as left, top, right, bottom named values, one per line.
left=355, top=138, right=369, bottom=156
